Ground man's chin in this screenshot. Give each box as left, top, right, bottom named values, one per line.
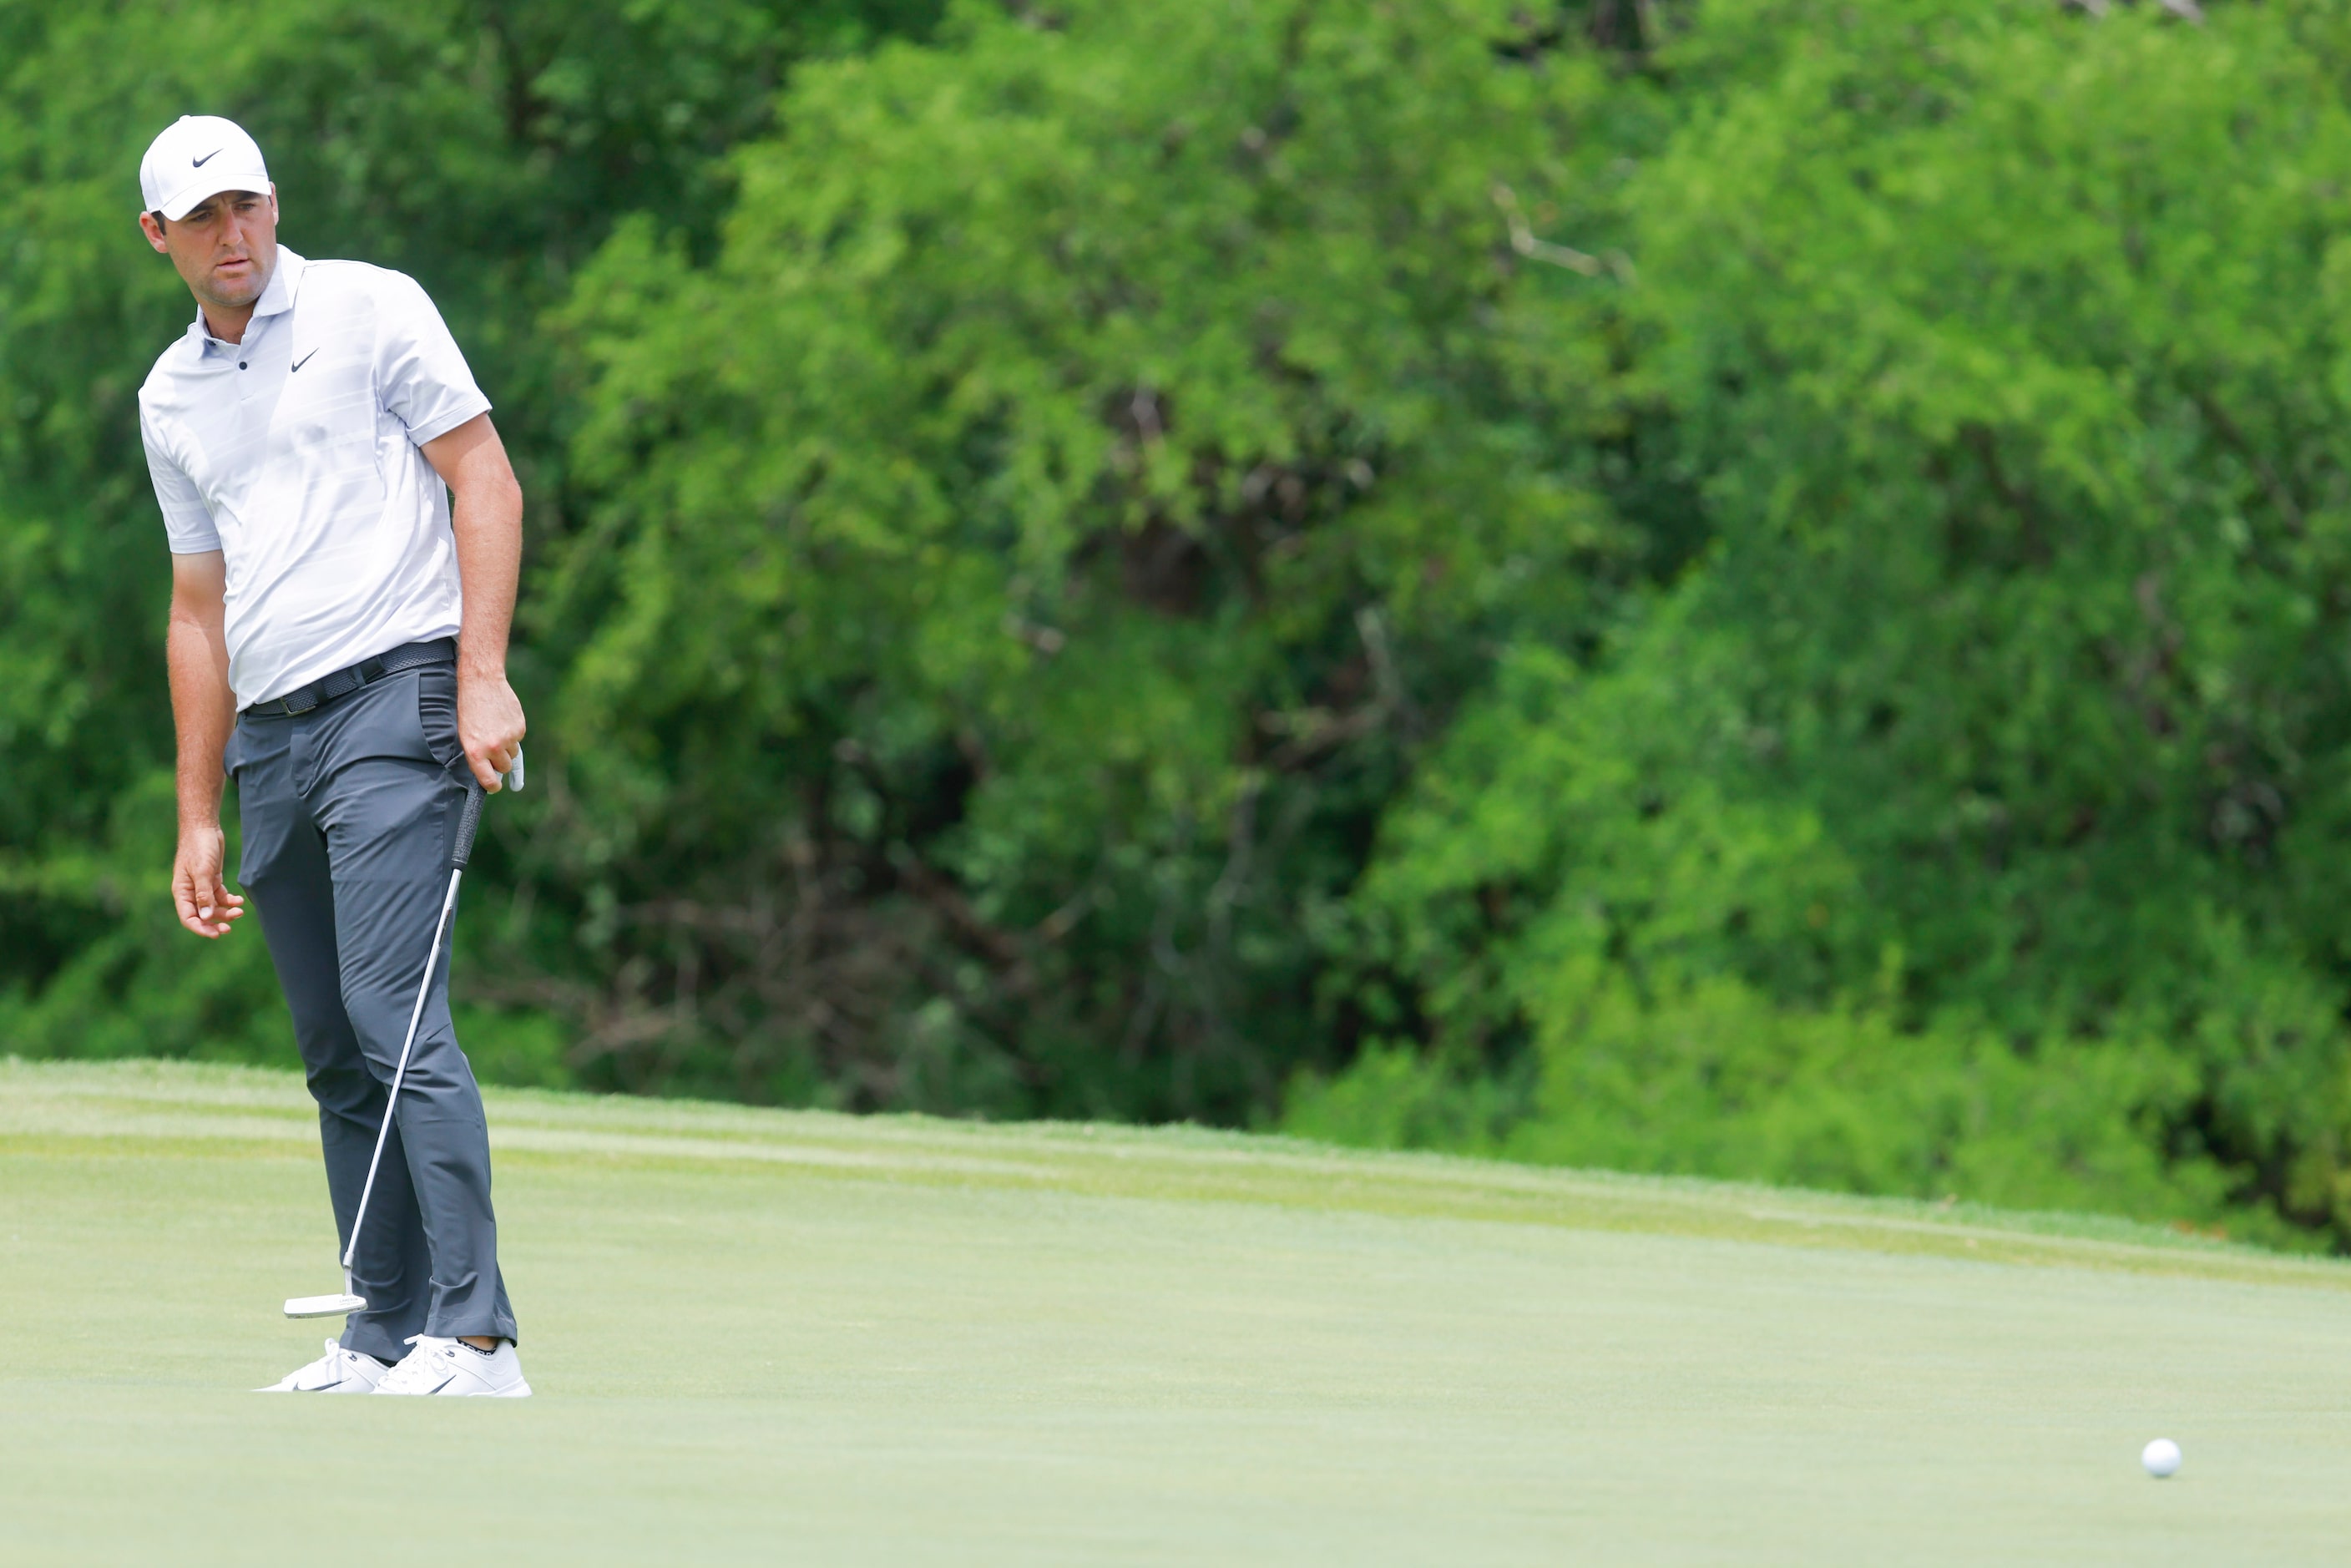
left=199, top=259, right=271, bottom=309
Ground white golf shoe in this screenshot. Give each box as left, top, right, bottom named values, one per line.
left=257, top=1338, right=392, bottom=1393
left=374, top=1334, right=532, bottom=1398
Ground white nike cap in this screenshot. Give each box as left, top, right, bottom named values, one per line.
left=139, top=114, right=270, bottom=221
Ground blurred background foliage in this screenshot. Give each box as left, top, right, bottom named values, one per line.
left=9, top=0, right=2351, bottom=1246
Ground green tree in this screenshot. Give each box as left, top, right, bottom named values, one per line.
left=533, top=0, right=1656, bottom=1113
left=1309, top=0, right=2351, bottom=1245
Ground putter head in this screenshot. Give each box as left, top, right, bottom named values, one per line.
left=284, top=1292, right=367, bottom=1319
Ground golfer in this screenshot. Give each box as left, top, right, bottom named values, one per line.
left=139, top=114, right=531, bottom=1396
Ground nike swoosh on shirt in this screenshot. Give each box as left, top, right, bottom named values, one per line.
left=291, top=350, right=319, bottom=372
left=192, top=149, right=222, bottom=167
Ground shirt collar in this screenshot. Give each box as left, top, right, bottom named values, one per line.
left=190, top=245, right=306, bottom=351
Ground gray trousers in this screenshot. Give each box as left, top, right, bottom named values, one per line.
left=226, top=661, right=518, bottom=1358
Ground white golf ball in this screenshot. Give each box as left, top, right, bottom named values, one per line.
left=2141, top=1438, right=2182, bottom=1478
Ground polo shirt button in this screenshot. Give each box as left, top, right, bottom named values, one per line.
left=238, top=361, right=248, bottom=369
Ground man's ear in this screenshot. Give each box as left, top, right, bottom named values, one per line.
left=139, top=211, right=169, bottom=255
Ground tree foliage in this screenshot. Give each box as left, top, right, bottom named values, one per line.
left=523, top=0, right=1650, bottom=1113
left=1299, top=0, right=2351, bottom=1246
left=15, top=0, right=2351, bottom=1245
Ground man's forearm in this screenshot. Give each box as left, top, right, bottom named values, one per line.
left=450, top=465, right=522, bottom=677
left=423, top=414, right=528, bottom=787
left=167, top=611, right=235, bottom=828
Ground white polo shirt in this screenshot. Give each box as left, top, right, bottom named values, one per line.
left=139, top=246, right=491, bottom=708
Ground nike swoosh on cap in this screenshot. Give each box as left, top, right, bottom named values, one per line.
left=192, top=149, right=222, bottom=167
left=291, top=349, right=319, bottom=372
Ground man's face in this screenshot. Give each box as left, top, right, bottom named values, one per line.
left=139, top=187, right=279, bottom=313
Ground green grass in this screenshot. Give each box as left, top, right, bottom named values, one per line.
left=5, top=1058, right=2349, bottom=1565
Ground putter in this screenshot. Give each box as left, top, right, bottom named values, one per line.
left=284, top=746, right=522, bottom=1319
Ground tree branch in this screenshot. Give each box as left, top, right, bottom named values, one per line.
left=2191, top=389, right=2305, bottom=539
left=1491, top=183, right=1627, bottom=280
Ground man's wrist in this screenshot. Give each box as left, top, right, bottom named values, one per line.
left=177, top=781, right=225, bottom=837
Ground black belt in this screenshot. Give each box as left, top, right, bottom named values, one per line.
left=240, top=639, right=457, bottom=719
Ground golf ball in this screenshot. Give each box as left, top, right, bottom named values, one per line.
left=2141, top=1438, right=2182, bottom=1478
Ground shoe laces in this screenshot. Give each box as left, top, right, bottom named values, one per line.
left=381, top=1334, right=462, bottom=1390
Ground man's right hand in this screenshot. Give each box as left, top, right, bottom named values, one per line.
left=167, top=551, right=241, bottom=942
left=173, top=823, right=245, bottom=939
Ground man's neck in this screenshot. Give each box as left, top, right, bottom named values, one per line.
left=200, top=299, right=258, bottom=345
left=196, top=251, right=276, bottom=345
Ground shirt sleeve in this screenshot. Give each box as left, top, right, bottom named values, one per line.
left=373, top=271, right=493, bottom=446
left=141, top=407, right=221, bottom=554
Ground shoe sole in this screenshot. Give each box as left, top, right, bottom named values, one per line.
left=372, top=1380, right=532, bottom=1397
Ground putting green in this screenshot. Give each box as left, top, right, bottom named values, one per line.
left=3, top=1060, right=2348, bottom=1564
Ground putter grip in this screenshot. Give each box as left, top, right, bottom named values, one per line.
left=452, top=776, right=487, bottom=870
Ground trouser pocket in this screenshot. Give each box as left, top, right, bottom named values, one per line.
left=228, top=719, right=302, bottom=888
left=415, top=664, right=464, bottom=771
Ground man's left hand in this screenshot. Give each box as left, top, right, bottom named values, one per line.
left=458, top=666, right=527, bottom=792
